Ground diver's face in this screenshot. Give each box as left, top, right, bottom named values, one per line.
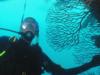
left=21, top=22, right=36, bottom=42
left=22, top=22, right=35, bottom=34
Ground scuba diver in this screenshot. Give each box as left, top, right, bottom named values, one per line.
left=0, top=17, right=100, bottom=75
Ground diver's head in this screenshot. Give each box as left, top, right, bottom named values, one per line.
left=20, top=17, right=39, bottom=43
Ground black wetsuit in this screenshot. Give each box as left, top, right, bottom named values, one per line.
left=0, top=36, right=54, bottom=75
left=0, top=36, right=100, bottom=75
left=0, top=36, right=66, bottom=75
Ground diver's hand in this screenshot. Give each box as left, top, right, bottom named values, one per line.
left=91, top=55, right=100, bottom=66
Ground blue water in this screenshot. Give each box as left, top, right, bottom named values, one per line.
left=0, top=0, right=100, bottom=75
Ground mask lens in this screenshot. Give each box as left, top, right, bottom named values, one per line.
left=22, top=24, right=27, bottom=30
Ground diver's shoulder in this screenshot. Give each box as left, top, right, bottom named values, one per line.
left=0, top=36, right=18, bottom=49
left=0, top=36, right=18, bottom=42
left=0, top=36, right=9, bottom=41
left=0, top=36, right=10, bottom=45
left=0, top=36, right=10, bottom=51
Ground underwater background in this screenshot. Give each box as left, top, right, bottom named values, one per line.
left=0, top=0, right=100, bottom=75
